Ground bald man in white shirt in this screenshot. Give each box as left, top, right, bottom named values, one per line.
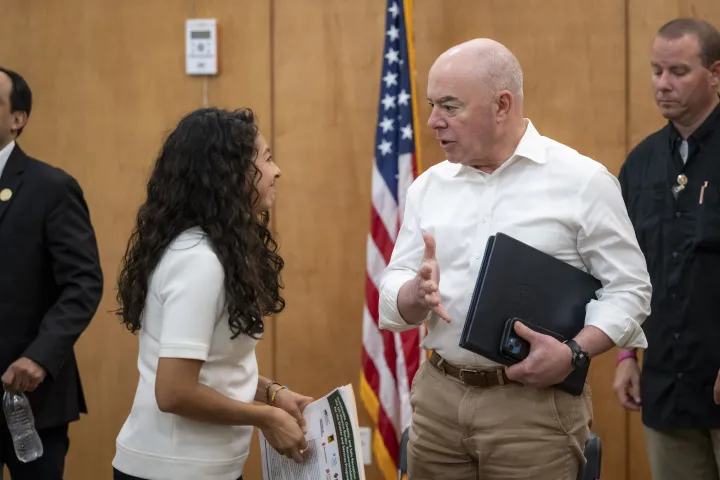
left=378, top=38, right=652, bottom=480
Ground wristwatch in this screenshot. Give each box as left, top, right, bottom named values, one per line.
left=564, top=339, right=590, bottom=370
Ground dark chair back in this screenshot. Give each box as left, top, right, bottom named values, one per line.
left=579, top=432, right=602, bottom=480
left=398, top=427, right=410, bottom=480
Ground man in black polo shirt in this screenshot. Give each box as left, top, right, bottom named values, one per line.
left=613, top=17, right=720, bottom=480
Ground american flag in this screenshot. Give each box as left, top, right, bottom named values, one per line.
left=360, top=0, right=425, bottom=478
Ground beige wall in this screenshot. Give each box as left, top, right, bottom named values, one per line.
left=2, top=1, right=720, bottom=479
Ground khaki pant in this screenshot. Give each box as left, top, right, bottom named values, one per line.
left=407, top=359, right=593, bottom=479
left=645, top=427, right=720, bottom=480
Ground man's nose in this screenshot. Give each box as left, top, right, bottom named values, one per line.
left=427, top=108, right=445, bottom=129
left=655, top=72, right=672, bottom=91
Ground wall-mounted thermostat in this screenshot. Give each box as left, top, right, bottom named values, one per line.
left=186, top=19, right=217, bottom=75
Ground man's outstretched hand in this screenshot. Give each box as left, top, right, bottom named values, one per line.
left=413, top=233, right=451, bottom=323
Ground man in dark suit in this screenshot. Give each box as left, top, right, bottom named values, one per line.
left=0, top=67, right=103, bottom=479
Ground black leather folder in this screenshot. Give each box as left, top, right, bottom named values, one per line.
left=459, top=232, right=602, bottom=395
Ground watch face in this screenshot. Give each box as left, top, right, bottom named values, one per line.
left=574, top=352, right=589, bottom=368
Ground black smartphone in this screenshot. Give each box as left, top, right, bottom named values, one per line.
left=499, top=317, right=565, bottom=361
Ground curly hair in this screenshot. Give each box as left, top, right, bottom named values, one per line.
left=115, top=107, right=284, bottom=339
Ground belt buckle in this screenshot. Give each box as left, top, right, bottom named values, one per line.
left=459, top=368, right=479, bottom=385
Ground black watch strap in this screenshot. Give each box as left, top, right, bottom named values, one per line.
left=565, top=339, right=589, bottom=369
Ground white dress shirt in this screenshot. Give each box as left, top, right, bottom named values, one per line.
left=0, top=140, right=15, bottom=179
left=379, top=120, right=652, bottom=368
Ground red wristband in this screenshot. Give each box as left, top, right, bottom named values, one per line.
left=617, top=350, right=637, bottom=364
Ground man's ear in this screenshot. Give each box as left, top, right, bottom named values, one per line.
left=10, top=111, right=27, bottom=136
left=495, top=90, right=514, bottom=123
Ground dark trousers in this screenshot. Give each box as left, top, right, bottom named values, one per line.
left=113, top=468, right=243, bottom=480
left=0, top=423, right=69, bottom=480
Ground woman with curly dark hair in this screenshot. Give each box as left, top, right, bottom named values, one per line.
left=111, top=107, right=311, bottom=480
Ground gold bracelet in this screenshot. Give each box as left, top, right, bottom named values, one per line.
left=271, top=386, right=289, bottom=406
left=265, top=381, right=281, bottom=405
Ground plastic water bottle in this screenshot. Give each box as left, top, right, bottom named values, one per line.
left=2, top=391, right=43, bottom=463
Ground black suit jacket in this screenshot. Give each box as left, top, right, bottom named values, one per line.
left=0, top=144, right=103, bottom=430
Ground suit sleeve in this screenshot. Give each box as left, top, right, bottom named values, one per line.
left=21, top=175, right=103, bottom=380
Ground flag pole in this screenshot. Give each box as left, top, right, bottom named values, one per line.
left=402, top=0, right=423, bottom=177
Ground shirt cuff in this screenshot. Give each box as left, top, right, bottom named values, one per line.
left=378, top=272, right=427, bottom=331
left=584, top=300, right=648, bottom=349
left=158, top=343, right=210, bottom=361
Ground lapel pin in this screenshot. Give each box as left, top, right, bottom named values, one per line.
left=0, top=188, right=11, bottom=202
left=673, top=174, right=688, bottom=194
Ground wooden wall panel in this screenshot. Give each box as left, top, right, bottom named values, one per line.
left=412, top=1, right=629, bottom=479
left=0, top=2, right=198, bottom=479
left=629, top=0, right=720, bottom=148
left=193, top=2, right=273, bottom=477
left=5, top=0, right=717, bottom=479
left=627, top=3, right=720, bottom=479
left=414, top=0, right=628, bottom=174
left=0, top=0, right=272, bottom=478
left=272, top=1, right=629, bottom=480
left=271, top=1, right=386, bottom=478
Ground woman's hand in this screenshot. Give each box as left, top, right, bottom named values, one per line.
left=613, top=357, right=642, bottom=411
left=260, top=407, right=309, bottom=463
left=273, top=388, right=314, bottom=434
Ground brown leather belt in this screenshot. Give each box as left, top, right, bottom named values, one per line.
left=429, top=351, right=513, bottom=388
